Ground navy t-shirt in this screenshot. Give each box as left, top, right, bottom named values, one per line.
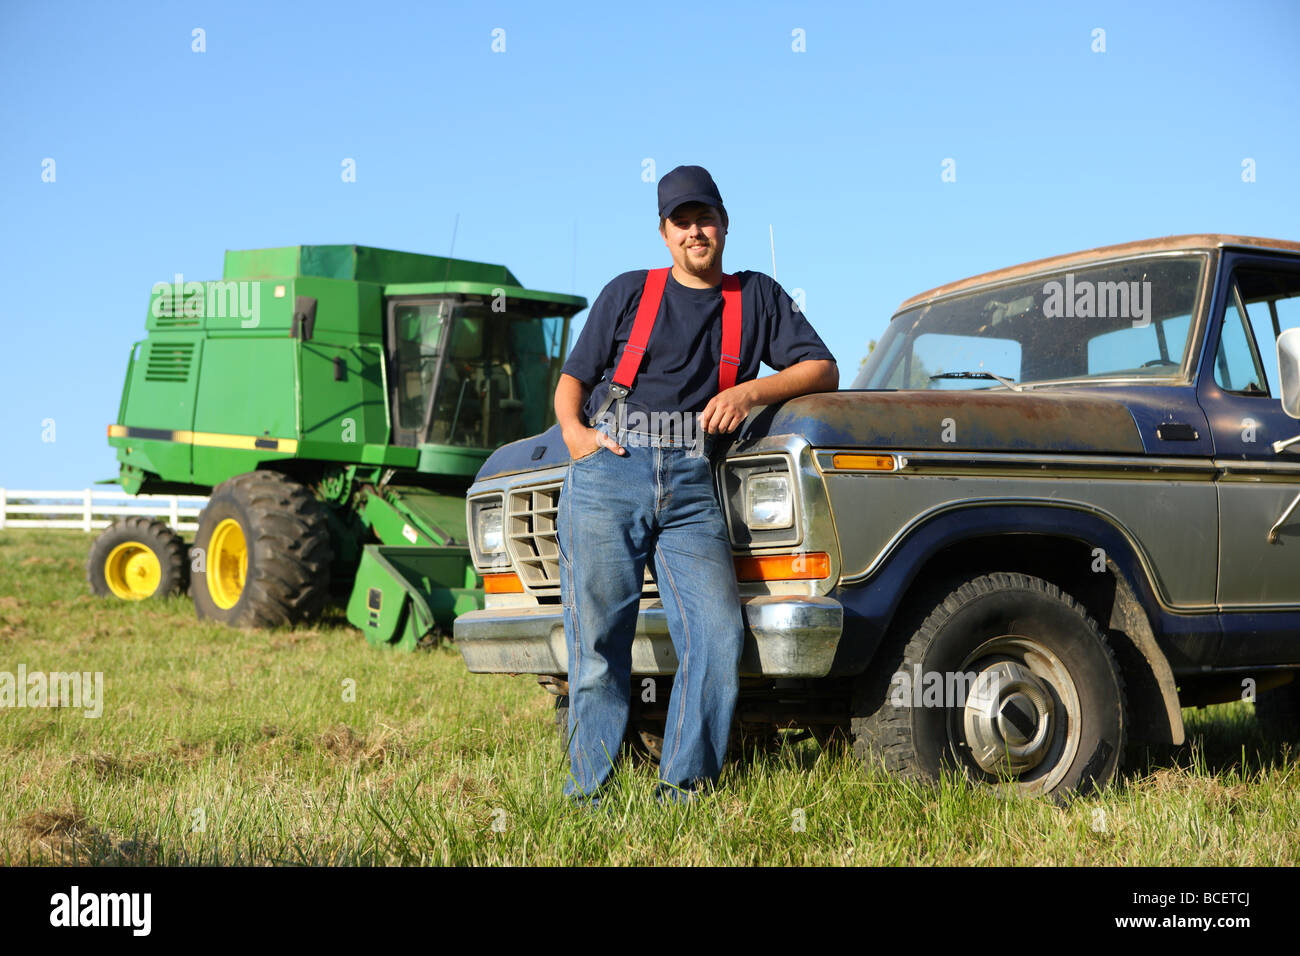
left=561, top=269, right=836, bottom=423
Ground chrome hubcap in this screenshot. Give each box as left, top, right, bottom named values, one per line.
left=951, top=636, right=1082, bottom=794
left=963, top=660, right=1054, bottom=774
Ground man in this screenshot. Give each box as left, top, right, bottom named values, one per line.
left=554, top=165, right=838, bottom=804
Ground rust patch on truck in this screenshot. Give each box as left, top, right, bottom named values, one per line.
left=760, top=389, right=1145, bottom=453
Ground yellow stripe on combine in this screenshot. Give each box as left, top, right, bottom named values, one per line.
left=107, top=424, right=298, bottom=454
left=181, top=430, right=300, bottom=453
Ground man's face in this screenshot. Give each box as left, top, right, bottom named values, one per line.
left=660, top=202, right=727, bottom=278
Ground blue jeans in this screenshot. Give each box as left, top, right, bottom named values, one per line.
left=557, top=424, right=744, bottom=801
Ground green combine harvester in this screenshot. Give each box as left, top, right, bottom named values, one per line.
left=87, top=244, right=585, bottom=649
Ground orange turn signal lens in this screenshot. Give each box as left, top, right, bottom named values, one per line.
left=734, top=552, right=830, bottom=582
left=483, top=572, right=524, bottom=594
left=831, top=453, right=897, bottom=471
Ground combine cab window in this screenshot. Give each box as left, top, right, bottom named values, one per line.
left=386, top=295, right=568, bottom=448
left=428, top=305, right=566, bottom=448
left=391, top=300, right=451, bottom=435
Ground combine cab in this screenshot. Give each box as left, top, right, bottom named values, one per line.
left=88, top=244, right=585, bottom=649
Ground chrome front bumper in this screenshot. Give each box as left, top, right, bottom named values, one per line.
left=454, top=595, right=844, bottom=677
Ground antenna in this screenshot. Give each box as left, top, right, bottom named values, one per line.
left=769, top=224, right=776, bottom=279
left=572, top=221, right=577, bottom=294
left=443, top=212, right=460, bottom=282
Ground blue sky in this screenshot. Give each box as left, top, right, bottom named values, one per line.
left=2, top=0, right=1298, bottom=489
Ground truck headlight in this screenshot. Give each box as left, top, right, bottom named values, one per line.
left=477, top=506, right=504, bottom=554
left=746, top=474, right=793, bottom=530
left=720, top=454, right=801, bottom=547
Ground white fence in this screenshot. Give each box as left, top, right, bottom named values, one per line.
left=0, top=488, right=208, bottom=533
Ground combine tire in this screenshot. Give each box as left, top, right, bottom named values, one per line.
left=190, top=471, right=332, bottom=628
left=87, top=516, right=188, bottom=600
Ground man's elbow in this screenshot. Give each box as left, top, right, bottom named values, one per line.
left=812, top=359, right=839, bottom=392
left=781, top=359, right=838, bottom=401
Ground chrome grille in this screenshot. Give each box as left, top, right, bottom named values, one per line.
left=505, top=480, right=656, bottom=596
left=507, top=483, right=562, bottom=593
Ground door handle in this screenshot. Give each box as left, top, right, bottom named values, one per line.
left=1156, top=423, right=1199, bottom=441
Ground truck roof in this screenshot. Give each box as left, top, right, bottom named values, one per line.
left=897, top=234, right=1300, bottom=312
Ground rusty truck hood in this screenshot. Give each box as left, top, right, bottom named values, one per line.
left=475, top=388, right=1157, bottom=482
left=755, top=388, right=1146, bottom=454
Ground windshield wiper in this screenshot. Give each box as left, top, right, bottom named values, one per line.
left=929, top=371, right=1024, bottom=392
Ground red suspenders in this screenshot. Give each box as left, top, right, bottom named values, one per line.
left=609, top=268, right=742, bottom=393
left=718, top=273, right=742, bottom=390
left=610, top=268, right=671, bottom=391
left=590, top=268, right=743, bottom=426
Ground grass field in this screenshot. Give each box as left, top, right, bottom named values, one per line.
left=1, top=528, right=1296, bottom=866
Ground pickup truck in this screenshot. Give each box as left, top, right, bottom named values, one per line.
left=453, top=234, right=1300, bottom=799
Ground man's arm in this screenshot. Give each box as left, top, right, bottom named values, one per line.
left=553, top=273, right=631, bottom=458
left=555, top=373, right=627, bottom=457
left=697, top=358, right=838, bottom=435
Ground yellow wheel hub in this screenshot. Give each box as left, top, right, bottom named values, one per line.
left=104, top=542, right=162, bottom=600
left=207, top=518, right=248, bottom=610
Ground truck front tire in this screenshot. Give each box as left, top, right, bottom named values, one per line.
left=851, top=572, right=1126, bottom=801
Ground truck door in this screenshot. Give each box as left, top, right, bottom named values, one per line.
left=1198, top=251, right=1300, bottom=611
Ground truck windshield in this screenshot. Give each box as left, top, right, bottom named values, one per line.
left=389, top=298, right=568, bottom=448
left=853, top=256, right=1207, bottom=390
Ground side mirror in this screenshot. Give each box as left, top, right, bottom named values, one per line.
left=1279, top=328, right=1300, bottom=419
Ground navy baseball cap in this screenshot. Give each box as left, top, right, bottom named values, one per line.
left=658, top=165, right=725, bottom=219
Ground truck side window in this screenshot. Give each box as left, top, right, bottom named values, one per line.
left=1214, top=282, right=1269, bottom=394
left=1233, top=268, right=1300, bottom=397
